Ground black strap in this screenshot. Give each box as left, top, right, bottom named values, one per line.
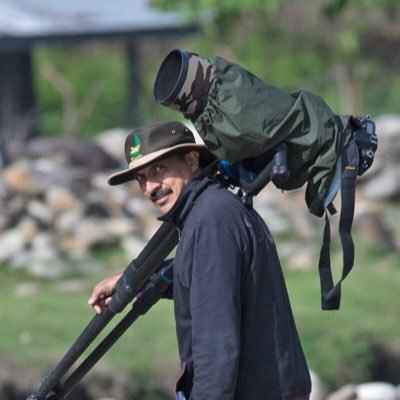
left=318, top=140, right=359, bottom=310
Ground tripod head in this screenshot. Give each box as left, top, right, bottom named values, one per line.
left=215, top=143, right=289, bottom=208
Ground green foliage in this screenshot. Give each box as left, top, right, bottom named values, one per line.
left=34, top=44, right=127, bottom=138
left=32, top=1, right=399, bottom=138
left=323, top=0, right=399, bottom=17
left=153, top=0, right=400, bottom=118
left=152, top=0, right=286, bottom=14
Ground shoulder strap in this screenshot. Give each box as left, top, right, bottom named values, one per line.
left=318, top=139, right=359, bottom=310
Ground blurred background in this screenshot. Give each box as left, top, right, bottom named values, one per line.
left=0, top=0, right=399, bottom=399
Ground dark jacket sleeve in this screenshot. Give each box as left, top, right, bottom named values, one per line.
left=185, top=222, right=245, bottom=400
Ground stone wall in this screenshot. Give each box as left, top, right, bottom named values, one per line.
left=0, top=116, right=399, bottom=275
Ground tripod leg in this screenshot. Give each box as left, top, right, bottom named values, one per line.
left=57, top=262, right=173, bottom=399
left=27, top=223, right=178, bottom=400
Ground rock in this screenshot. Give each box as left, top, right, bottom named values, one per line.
left=310, top=370, right=327, bottom=400
left=369, top=342, right=400, bottom=384
left=0, top=214, right=8, bottom=231
left=356, top=382, right=397, bottom=400
left=58, top=217, right=117, bottom=256
left=55, top=279, right=88, bottom=293
left=1, top=195, right=25, bottom=227
left=33, top=158, right=74, bottom=192
left=96, top=398, right=119, bottom=400
left=359, top=115, right=400, bottom=200
left=29, top=259, right=65, bottom=277
left=54, top=209, right=84, bottom=234
left=361, top=167, right=400, bottom=200
left=12, top=233, right=63, bottom=277
left=103, top=217, right=137, bottom=237
left=84, top=191, right=113, bottom=217
left=374, top=115, right=400, bottom=159
left=27, top=199, right=54, bottom=226
left=121, top=236, right=149, bottom=261
left=353, top=201, right=397, bottom=251
left=125, top=196, right=157, bottom=222
left=17, top=136, right=76, bottom=159
left=46, top=186, right=83, bottom=215
left=30, top=233, right=59, bottom=261
left=14, top=282, right=39, bottom=297
left=8, top=248, right=63, bottom=278
left=286, top=245, right=316, bottom=271
left=95, top=128, right=127, bottom=162
left=326, top=384, right=357, bottom=400
left=90, top=172, right=117, bottom=191
left=290, top=208, right=319, bottom=240
left=254, top=202, right=291, bottom=235
left=375, top=115, right=400, bottom=136
left=0, top=229, right=26, bottom=262
left=2, top=161, right=34, bottom=193
left=0, top=174, right=15, bottom=199
left=17, top=217, right=39, bottom=243
left=66, top=142, right=121, bottom=170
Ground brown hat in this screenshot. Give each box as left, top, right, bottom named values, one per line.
left=107, top=121, right=215, bottom=186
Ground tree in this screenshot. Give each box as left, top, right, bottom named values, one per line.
left=152, top=0, right=400, bottom=115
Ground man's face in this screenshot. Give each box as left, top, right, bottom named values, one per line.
left=132, top=151, right=200, bottom=214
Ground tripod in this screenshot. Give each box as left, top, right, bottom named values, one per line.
left=26, top=222, right=178, bottom=400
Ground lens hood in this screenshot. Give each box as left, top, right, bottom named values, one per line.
left=153, top=48, right=190, bottom=105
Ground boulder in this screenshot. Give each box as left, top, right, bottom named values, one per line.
left=356, top=382, right=397, bottom=400
left=0, top=229, right=26, bottom=262
left=326, top=384, right=357, bottom=400
left=310, top=370, right=328, bottom=400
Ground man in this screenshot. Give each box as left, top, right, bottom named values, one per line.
left=88, top=120, right=311, bottom=400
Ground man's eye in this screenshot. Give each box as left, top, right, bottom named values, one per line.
left=154, top=165, right=165, bottom=174
left=134, top=174, right=144, bottom=182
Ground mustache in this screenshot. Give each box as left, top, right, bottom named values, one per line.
left=150, top=188, right=172, bottom=201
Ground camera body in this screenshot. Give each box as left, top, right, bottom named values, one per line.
left=352, top=116, right=378, bottom=176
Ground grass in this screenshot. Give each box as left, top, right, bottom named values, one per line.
left=0, top=237, right=399, bottom=393
left=0, top=259, right=179, bottom=389
left=283, top=239, right=400, bottom=387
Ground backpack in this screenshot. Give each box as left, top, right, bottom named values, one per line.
left=153, top=49, right=378, bottom=310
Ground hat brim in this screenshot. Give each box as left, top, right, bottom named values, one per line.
left=107, top=143, right=215, bottom=186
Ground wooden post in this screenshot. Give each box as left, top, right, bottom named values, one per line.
left=126, top=40, right=141, bottom=127
left=0, top=50, right=37, bottom=165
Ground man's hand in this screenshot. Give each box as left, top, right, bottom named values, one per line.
left=88, top=272, right=123, bottom=314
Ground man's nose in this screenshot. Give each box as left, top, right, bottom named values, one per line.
left=144, top=179, right=160, bottom=196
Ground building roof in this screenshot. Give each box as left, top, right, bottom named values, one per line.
left=0, top=0, right=195, bottom=50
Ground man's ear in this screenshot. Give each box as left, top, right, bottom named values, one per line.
left=184, top=151, right=200, bottom=173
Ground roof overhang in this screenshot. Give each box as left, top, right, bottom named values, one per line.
left=0, top=0, right=198, bottom=51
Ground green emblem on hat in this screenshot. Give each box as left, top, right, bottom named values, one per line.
left=130, top=135, right=142, bottom=162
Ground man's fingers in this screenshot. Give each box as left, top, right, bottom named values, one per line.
left=88, top=273, right=122, bottom=312
left=90, top=297, right=109, bottom=314
left=88, top=284, right=107, bottom=304
left=88, top=293, right=100, bottom=305
left=93, top=304, right=103, bottom=314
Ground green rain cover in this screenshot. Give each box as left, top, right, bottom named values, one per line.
left=191, top=56, right=353, bottom=217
